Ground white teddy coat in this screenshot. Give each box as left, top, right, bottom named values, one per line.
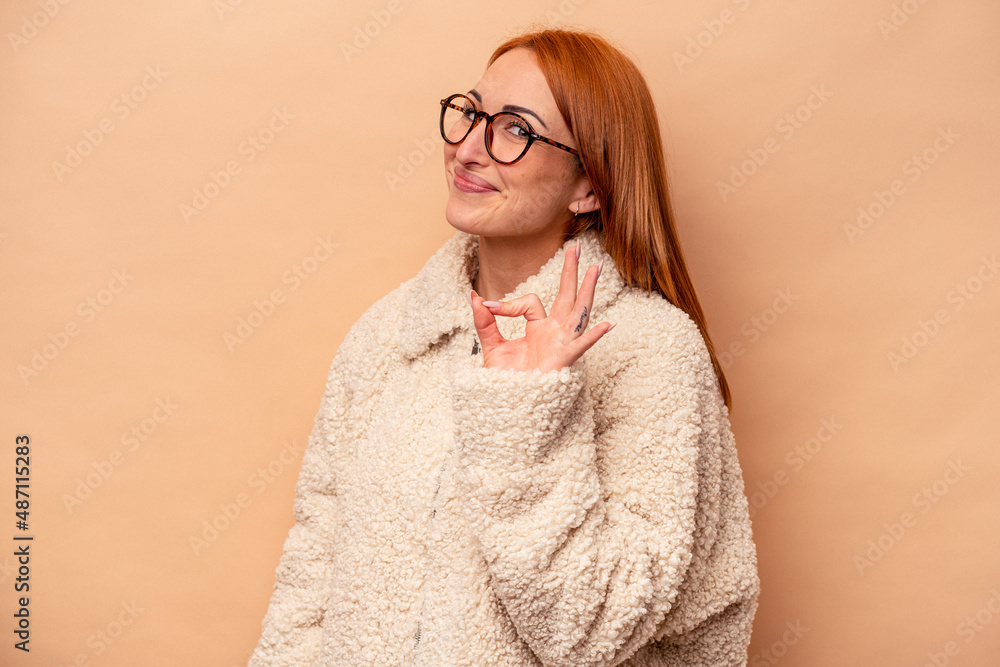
left=249, top=228, right=760, bottom=666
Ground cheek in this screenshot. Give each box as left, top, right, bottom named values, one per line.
left=506, top=166, right=567, bottom=214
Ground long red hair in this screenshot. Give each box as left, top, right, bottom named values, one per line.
left=488, top=27, right=732, bottom=410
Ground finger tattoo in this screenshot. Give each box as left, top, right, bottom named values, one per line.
left=574, top=306, right=589, bottom=333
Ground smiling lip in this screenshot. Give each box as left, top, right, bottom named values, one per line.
left=454, top=169, right=498, bottom=193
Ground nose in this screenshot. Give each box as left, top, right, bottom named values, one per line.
left=454, top=114, right=492, bottom=165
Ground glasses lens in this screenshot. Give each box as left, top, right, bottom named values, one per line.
left=442, top=96, right=476, bottom=144
left=488, top=113, right=531, bottom=163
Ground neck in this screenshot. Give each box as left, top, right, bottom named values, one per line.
left=473, top=231, right=566, bottom=302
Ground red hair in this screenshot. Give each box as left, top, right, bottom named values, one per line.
left=488, top=27, right=733, bottom=409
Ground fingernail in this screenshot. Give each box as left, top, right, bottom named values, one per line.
left=597, top=259, right=604, bottom=278
left=482, top=301, right=502, bottom=308
left=575, top=241, right=581, bottom=260
left=607, top=322, right=616, bottom=332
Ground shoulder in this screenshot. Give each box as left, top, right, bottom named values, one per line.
left=588, top=287, right=732, bottom=451
left=313, top=281, right=412, bottom=412
left=332, top=280, right=410, bottom=373
left=335, top=230, right=475, bottom=370
left=588, top=284, right=728, bottom=422
left=600, top=285, right=715, bottom=385
left=326, top=228, right=473, bottom=376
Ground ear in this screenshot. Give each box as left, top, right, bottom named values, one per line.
left=569, top=199, right=600, bottom=216
left=569, top=173, right=600, bottom=215
left=570, top=194, right=601, bottom=215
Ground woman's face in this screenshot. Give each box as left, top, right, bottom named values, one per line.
left=443, top=48, right=593, bottom=243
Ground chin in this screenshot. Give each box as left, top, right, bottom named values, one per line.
left=444, top=198, right=484, bottom=236
left=444, top=191, right=500, bottom=235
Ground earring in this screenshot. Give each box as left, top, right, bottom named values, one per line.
left=574, top=202, right=580, bottom=218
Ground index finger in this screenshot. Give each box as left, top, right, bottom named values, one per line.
left=549, top=239, right=581, bottom=321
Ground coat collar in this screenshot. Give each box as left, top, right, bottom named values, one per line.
left=397, top=228, right=624, bottom=360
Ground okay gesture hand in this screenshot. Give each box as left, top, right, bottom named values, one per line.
left=469, top=241, right=616, bottom=372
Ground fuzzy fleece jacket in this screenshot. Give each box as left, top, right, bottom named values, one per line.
left=249, top=228, right=760, bottom=667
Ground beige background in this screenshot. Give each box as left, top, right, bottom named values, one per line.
left=2, top=1, right=998, bottom=665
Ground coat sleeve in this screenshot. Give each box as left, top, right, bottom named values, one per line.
left=450, top=311, right=759, bottom=667
left=248, top=351, right=350, bottom=667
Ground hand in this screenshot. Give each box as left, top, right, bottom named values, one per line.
left=469, top=241, right=616, bottom=372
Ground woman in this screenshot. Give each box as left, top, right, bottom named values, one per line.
left=250, top=28, right=759, bottom=667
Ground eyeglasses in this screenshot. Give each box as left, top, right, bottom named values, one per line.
left=439, top=93, right=580, bottom=165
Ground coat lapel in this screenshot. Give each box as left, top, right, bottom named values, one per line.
left=397, top=228, right=625, bottom=361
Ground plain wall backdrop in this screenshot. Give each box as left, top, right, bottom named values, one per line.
left=2, top=1, right=998, bottom=665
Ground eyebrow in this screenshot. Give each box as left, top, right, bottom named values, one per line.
left=467, top=89, right=549, bottom=131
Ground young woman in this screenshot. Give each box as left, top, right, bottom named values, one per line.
left=250, top=28, right=759, bottom=667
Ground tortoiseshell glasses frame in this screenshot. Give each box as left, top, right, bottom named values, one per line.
left=439, top=93, right=581, bottom=165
